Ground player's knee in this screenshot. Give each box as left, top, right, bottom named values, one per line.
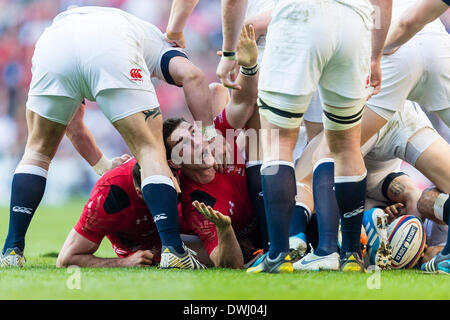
left=257, top=90, right=310, bottom=129
left=182, top=64, right=205, bottom=84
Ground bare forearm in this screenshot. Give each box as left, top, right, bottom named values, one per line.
left=167, top=0, right=199, bottom=33
left=212, top=226, right=244, bottom=269
left=67, top=128, right=103, bottom=166
left=370, top=0, right=392, bottom=61
left=222, top=0, right=248, bottom=51
left=57, top=253, right=127, bottom=268
left=384, top=0, right=447, bottom=51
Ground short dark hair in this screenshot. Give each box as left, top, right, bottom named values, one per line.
left=163, top=117, right=185, bottom=160
left=132, top=162, right=141, bottom=188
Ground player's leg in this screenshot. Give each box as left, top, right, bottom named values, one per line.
left=96, top=88, right=204, bottom=269
left=418, top=188, right=450, bottom=274
left=244, top=108, right=270, bottom=252
left=2, top=99, right=72, bottom=266
left=163, top=54, right=214, bottom=136
left=322, top=94, right=368, bottom=272
left=288, top=182, right=313, bottom=259
left=412, top=131, right=450, bottom=194
left=303, top=92, right=324, bottom=142
left=247, top=91, right=313, bottom=274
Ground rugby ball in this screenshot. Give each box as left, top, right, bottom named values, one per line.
left=387, top=215, right=426, bottom=269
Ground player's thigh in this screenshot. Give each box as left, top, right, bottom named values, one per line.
left=258, top=1, right=334, bottom=97
left=414, top=134, right=450, bottom=194
left=319, top=6, right=371, bottom=103
left=435, top=108, right=450, bottom=127
left=25, top=95, right=77, bottom=159
left=360, top=106, right=389, bottom=146
left=409, top=33, right=450, bottom=114
left=258, top=91, right=313, bottom=162
left=367, top=39, right=423, bottom=113
left=96, top=89, right=164, bottom=155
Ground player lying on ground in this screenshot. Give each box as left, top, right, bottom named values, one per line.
left=56, top=158, right=202, bottom=268
left=0, top=6, right=217, bottom=268
left=292, top=100, right=450, bottom=271
left=162, top=25, right=263, bottom=269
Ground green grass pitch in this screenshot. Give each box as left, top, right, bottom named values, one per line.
left=0, top=201, right=449, bottom=300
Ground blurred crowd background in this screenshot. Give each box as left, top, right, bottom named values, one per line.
left=0, top=0, right=449, bottom=206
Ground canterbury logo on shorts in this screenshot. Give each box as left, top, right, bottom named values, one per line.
left=130, top=68, right=143, bottom=81
left=12, top=206, right=33, bottom=215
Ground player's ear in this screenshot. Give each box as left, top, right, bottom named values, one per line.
left=168, top=159, right=181, bottom=170
left=135, top=187, right=143, bottom=200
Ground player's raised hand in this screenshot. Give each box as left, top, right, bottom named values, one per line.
left=237, top=24, right=258, bottom=68
left=111, top=154, right=132, bottom=170
left=165, top=30, right=186, bottom=48
left=123, top=250, right=154, bottom=267
left=192, top=200, right=231, bottom=230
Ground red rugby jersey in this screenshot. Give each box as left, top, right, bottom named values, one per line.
left=179, top=109, right=257, bottom=255
left=74, top=158, right=163, bottom=261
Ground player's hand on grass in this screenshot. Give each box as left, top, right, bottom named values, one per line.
left=123, top=250, right=154, bottom=267
left=368, top=60, right=382, bottom=99
left=165, top=30, right=186, bottom=48
left=384, top=202, right=404, bottom=223
left=237, top=24, right=258, bottom=68
left=192, top=200, right=231, bottom=230
left=111, top=154, right=132, bottom=170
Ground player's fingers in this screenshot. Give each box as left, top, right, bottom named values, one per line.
left=192, top=201, right=202, bottom=212
left=239, top=25, right=245, bottom=41
left=142, top=250, right=154, bottom=259
left=242, top=24, right=249, bottom=40
left=248, top=24, right=255, bottom=41
left=217, top=51, right=223, bottom=57
left=121, top=154, right=132, bottom=161
left=199, top=202, right=212, bottom=218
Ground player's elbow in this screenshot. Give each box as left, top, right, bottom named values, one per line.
left=56, top=253, right=71, bottom=268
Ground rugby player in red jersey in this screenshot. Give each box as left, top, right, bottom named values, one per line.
left=162, top=25, right=262, bottom=269
left=57, top=158, right=168, bottom=267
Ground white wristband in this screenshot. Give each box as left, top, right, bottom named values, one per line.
left=434, top=193, right=449, bottom=222
left=202, top=124, right=218, bottom=141
left=93, top=154, right=113, bottom=176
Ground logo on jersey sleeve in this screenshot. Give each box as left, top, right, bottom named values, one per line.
left=130, top=68, right=143, bottom=81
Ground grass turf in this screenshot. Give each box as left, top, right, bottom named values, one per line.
left=0, top=201, right=449, bottom=300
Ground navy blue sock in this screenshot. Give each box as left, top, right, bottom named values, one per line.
left=441, top=196, right=450, bottom=255
left=289, top=204, right=310, bottom=237
left=335, top=172, right=367, bottom=258
left=246, top=162, right=269, bottom=251
left=3, top=167, right=47, bottom=254
left=261, top=161, right=296, bottom=260
left=313, top=160, right=339, bottom=256
left=141, top=176, right=183, bottom=254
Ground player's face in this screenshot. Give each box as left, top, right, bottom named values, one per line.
left=168, top=121, right=215, bottom=169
